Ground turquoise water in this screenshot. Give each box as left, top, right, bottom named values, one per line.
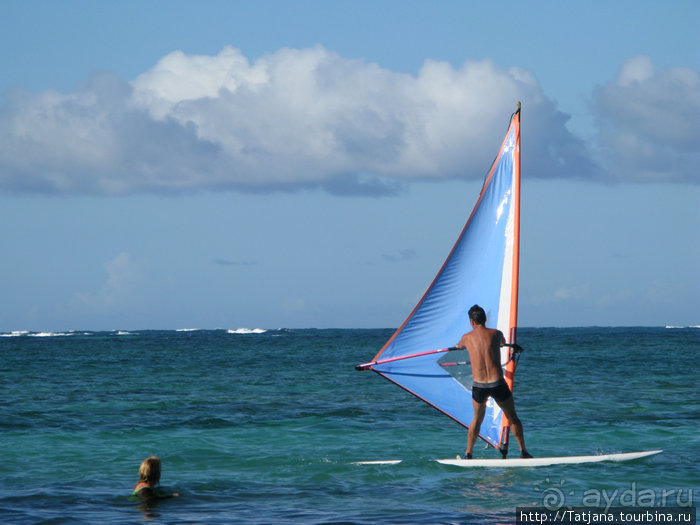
left=0, top=327, right=697, bottom=524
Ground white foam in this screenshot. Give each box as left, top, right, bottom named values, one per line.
left=1, top=331, right=30, bottom=337
left=227, top=328, right=267, bottom=334
left=176, top=328, right=200, bottom=332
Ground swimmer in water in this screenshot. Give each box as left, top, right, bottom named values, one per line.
left=132, top=456, right=179, bottom=499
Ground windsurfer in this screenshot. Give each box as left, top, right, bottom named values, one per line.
left=456, top=305, right=532, bottom=459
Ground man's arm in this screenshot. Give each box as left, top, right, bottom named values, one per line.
left=455, top=333, right=469, bottom=349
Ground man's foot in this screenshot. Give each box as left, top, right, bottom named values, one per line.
left=520, top=451, right=533, bottom=459
left=464, top=452, right=473, bottom=459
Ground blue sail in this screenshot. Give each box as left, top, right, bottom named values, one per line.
left=360, top=108, right=521, bottom=449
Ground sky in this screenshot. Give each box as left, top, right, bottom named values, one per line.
left=1, top=0, right=698, bottom=330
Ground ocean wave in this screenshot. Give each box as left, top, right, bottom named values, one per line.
left=227, top=328, right=267, bottom=334
left=176, top=328, right=201, bottom=332
left=665, top=325, right=700, bottom=329
left=0, top=330, right=31, bottom=337
left=1, top=330, right=99, bottom=337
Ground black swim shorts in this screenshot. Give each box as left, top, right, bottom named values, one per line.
left=471, top=379, right=512, bottom=404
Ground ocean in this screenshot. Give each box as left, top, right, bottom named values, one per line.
left=0, top=327, right=697, bottom=524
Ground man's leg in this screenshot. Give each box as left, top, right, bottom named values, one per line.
left=466, top=398, right=486, bottom=457
left=496, top=396, right=530, bottom=456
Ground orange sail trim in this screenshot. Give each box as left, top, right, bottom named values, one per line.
left=499, top=106, right=521, bottom=450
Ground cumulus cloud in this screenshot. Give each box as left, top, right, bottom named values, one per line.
left=9, top=46, right=690, bottom=196
left=592, top=55, right=700, bottom=182
left=72, top=253, right=144, bottom=310
left=530, top=283, right=592, bottom=306
left=0, top=73, right=220, bottom=194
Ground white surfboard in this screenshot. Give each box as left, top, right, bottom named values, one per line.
left=435, top=449, right=662, bottom=468
left=352, top=460, right=403, bottom=465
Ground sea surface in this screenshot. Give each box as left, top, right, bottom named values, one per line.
left=0, top=327, right=697, bottom=524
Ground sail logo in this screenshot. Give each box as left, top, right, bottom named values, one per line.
left=496, top=189, right=511, bottom=222
left=502, top=131, right=516, bottom=154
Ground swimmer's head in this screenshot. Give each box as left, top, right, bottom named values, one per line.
left=138, top=456, right=161, bottom=485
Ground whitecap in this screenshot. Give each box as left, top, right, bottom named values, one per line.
left=1, top=331, right=29, bottom=337
left=227, top=328, right=267, bottom=334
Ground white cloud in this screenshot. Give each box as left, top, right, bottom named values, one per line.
left=592, top=55, right=700, bottom=182
left=552, top=284, right=590, bottom=302
left=128, top=46, right=595, bottom=188
left=6, top=46, right=695, bottom=195
left=0, top=73, right=219, bottom=194
left=530, top=284, right=592, bottom=305
left=72, top=253, right=144, bottom=311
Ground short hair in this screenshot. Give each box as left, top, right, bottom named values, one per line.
left=468, top=305, right=486, bottom=325
left=138, top=456, right=162, bottom=485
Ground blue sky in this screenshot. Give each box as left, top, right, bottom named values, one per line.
left=1, top=0, right=698, bottom=330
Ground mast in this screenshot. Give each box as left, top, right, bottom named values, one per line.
left=499, top=102, right=522, bottom=456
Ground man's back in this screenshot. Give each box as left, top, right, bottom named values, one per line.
left=457, top=325, right=505, bottom=383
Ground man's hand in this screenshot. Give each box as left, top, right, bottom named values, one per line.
left=503, top=343, right=524, bottom=353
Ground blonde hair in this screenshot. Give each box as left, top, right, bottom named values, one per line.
left=138, top=456, right=162, bottom=486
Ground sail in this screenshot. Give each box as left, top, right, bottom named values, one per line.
left=361, top=107, right=521, bottom=450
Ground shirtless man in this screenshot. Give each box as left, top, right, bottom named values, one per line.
left=455, top=304, right=531, bottom=459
